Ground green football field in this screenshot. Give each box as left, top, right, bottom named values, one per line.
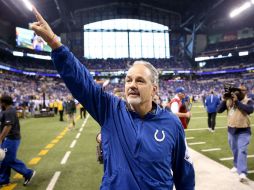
left=186, top=103, right=254, bottom=181
left=2, top=102, right=254, bottom=190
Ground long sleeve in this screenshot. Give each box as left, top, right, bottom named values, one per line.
left=51, top=45, right=112, bottom=126
left=235, top=100, right=254, bottom=115
left=217, top=100, right=227, bottom=113
left=172, top=124, right=195, bottom=190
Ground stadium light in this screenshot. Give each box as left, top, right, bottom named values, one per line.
left=251, top=0, right=254, bottom=5
left=194, top=56, right=210, bottom=62
left=229, top=2, right=251, bottom=18
left=27, top=53, right=51, bottom=60
left=239, top=51, right=249, bottom=56
left=22, top=0, right=33, bottom=11
left=13, top=51, right=24, bottom=57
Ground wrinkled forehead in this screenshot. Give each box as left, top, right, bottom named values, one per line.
left=126, top=64, right=152, bottom=79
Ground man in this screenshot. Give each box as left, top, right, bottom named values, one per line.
left=79, top=103, right=86, bottom=119
left=167, top=87, right=191, bottom=129
left=65, top=95, right=76, bottom=130
left=217, top=85, right=253, bottom=183
left=30, top=7, right=195, bottom=190
left=58, top=98, right=64, bottom=121
left=0, top=95, right=35, bottom=186
left=205, top=90, right=220, bottom=132
left=53, top=99, right=58, bottom=115
left=49, top=100, right=54, bottom=112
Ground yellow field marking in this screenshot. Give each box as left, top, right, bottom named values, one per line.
left=60, top=132, right=66, bottom=136
left=0, top=183, right=17, bottom=190
left=28, top=157, right=41, bottom=165
left=56, top=136, right=63, bottom=140
left=38, top=149, right=49, bottom=156
left=8, top=118, right=82, bottom=190
left=51, top=139, right=59, bottom=144
left=45, top=144, right=55, bottom=149
left=13, top=173, right=22, bottom=179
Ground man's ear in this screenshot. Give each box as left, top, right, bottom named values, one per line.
left=152, top=85, right=158, bottom=97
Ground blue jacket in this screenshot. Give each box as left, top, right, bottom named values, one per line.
left=205, top=94, right=220, bottom=113
left=51, top=46, right=195, bottom=190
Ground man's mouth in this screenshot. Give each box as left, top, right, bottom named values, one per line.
left=128, top=90, right=140, bottom=96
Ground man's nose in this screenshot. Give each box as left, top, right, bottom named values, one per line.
left=129, top=80, right=137, bottom=88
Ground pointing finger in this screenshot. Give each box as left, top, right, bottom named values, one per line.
left=32, top=6, right=45, bottom=23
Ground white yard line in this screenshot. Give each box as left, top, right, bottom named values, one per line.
left=81, top=115, right=89, bottom=127
left=76, top=133, right=81, bottom=139
left=186, top=137, right=195, bottom=140
left=188, top=142, right=206, bottom=145
left=186, top=126, right=227, bottom=131
left=202, top=148, right=221, bottom=152
left=46, top=171, right=61, bottom=190
left=70, top=140, right=77, bottom=148
left=46, top=115, right=89, bottom=190
left=61, top=151, right=71, bottom=164
left=220, top=157, right=233, bottom=161
left=220, top=155, right=254, bottom=161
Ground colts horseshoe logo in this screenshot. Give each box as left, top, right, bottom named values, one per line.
left=154, top=130, right=165, bottom=142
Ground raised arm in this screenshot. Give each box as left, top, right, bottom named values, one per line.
left=30, top=7, right=113, bottom=126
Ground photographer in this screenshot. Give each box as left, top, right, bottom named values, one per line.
left=217, top=84, right=254, bottom=183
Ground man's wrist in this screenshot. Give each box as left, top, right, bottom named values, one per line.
left=48, top=34, right=62, bottom=50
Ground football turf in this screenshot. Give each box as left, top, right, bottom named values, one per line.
left=186, top=103, right=254, bottom=181
left=2, top=103, right=254, bottom=189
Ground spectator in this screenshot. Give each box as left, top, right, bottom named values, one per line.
left=205, top=90, right=220, bottom=132
left=65, top=95, right=76, bottom=130
left=167, top=87, right=191, bottom=129
left=58, top=98, right=64, bottom=121
left=79, top=103, right=86, bottom=119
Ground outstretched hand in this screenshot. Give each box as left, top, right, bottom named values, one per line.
left=30, top=6, right=61, bottom=49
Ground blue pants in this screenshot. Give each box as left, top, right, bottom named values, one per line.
left=0, top=138, right=32, bottom=184
left=228, top=132, right=251, bottom=174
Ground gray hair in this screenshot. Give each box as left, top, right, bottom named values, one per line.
left=132, top=60, right=159, bottom=86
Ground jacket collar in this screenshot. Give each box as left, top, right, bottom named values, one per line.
left=126, top=101, right=160, bottom=119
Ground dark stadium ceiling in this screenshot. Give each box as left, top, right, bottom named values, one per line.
left=0, top=0, right=253, bottom=33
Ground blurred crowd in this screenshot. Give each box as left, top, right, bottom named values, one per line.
left=0, top=70, right=254, bottom=119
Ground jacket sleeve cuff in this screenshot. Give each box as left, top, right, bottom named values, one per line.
left=51, top=45, right=67, bottom=57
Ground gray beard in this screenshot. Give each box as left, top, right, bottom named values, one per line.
left=127, top=97, right=141, bottom=105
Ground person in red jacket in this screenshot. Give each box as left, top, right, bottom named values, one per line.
left=167, top=87, right=191, bottom=129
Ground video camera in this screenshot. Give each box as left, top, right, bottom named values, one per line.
left=223, top=83, right=245, bottom=101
